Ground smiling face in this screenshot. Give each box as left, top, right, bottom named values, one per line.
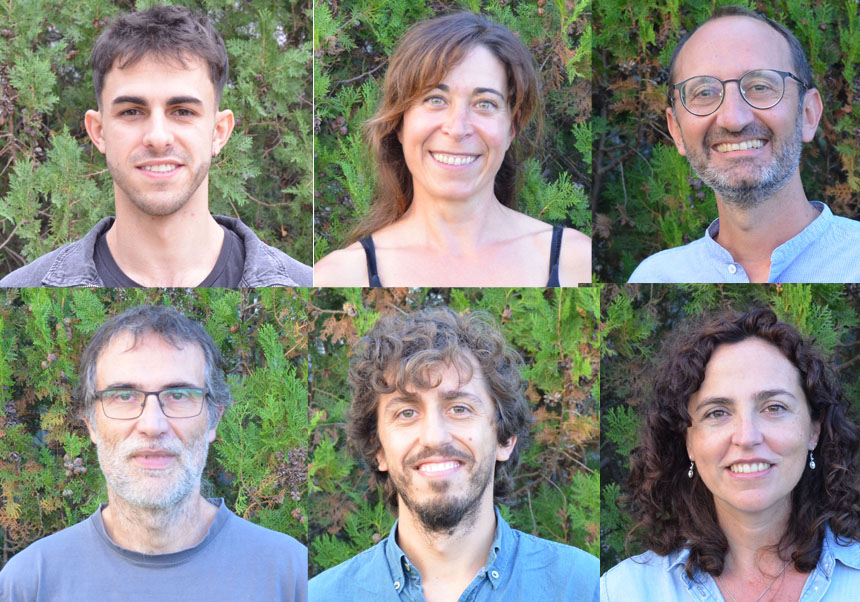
left=85, top=332, right=219, bottom=510
left=666, top=16, right=821, bottom=207
left=375, top=359, right=515, bottom=532
left=84, top=54, right=234, bottom=218
left=686, top=338, right=820, bottom=523
left=398, top=45, right=515, bottom=205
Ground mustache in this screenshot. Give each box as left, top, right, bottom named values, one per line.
left=117, top=438, right=185, bottom=459
left=405, top=445, right=472, bottom=468
left=705, top=122, right=774, bottom=147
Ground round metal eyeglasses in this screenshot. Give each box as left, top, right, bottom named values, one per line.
left=95, top=388, right=208, bottom=420
left=672, top=69, right=808, bottom=117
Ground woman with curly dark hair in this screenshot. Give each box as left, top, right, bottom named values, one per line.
left=601, top=308, right=860, bottom=601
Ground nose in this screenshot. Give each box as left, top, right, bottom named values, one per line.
left=440, top=102, right=472, bottom=140
left=713, top=81, right=756, bottom=132
left=730, top=411, right=764, bottom=448
left=418, top=409, right=453, bottom=448
left=134, top=393, right=170, bottom=438
left=141, top=111, right=175, bottom=151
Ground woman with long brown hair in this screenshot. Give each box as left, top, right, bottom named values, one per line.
left=602, top=308, right=860, bottom=601
left=314, top=12, right=590, bottom=286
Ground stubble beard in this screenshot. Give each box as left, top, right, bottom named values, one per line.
left=682, top=107, right=803, bottom=209
left=95, top=432, right=210, bottom=511
left=391, top=444, right=495, bottom=535
left=108, top=152, right=210, bottom=217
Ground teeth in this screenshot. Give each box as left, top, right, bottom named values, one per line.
left=432, top=153, right=477, bottom=166
left=141, top=164, right=179, bottom=173
left=715, top=139, right=765, bottom=152
left=419, top=461, right=460, bottom=473
left=730, top=462, right=771, bottom=473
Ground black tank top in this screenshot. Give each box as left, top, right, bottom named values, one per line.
left=359, top=224, right=564, bottom=287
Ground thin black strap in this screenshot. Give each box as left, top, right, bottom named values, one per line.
left=546, top=225, right=563, bottom=287
left=359, top=236, right=382, bottom=287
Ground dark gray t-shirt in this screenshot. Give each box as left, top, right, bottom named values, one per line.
left=0, top=498, right=307, bottom=602
left=93, top=225, right=246, bottom=287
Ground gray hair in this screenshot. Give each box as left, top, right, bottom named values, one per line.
left=76, top=305, right=232, bottom=427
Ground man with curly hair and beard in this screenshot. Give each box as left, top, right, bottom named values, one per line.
left=309, top=307, right=598, bottom=602
left=629, top=6, right=860, bottom=283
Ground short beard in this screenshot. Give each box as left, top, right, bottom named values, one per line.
left=96, top=434, right=210, bottom=510
left=392, top=445, right=495, bottom=535
left=108, top=153, right=210, bottom=217
left=681, top=104, right=803, bottom=209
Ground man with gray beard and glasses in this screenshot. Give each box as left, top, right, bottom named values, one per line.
left=0, top=306, right=307, bottom=602
left=309, top=308, right=598, bottom=602
left=628, top=5, right=860, bottom=283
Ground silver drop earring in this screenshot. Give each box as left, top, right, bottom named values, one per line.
left=809, top=451, right=816, bottom=470
left=688, top=461, right=694, bottom=479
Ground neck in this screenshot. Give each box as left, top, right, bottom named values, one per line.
left=100, top=488, right=218, bottom=555
left=400, top=188, right=511, bottom=253
left=395, top=495, right=498, bottom=594
left=716, top=499, right=792, bottom=578
left=712, top=173, right=819, bottom=282
left=107, top=186, right=224, bottom=286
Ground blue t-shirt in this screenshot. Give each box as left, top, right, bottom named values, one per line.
left=310, top=509, right=598, bottom=602
left=0, top=498, right=308, bottom=602
left=601, top=524, right=860, bottom=601
left=628, top=202, right=860, bottom=283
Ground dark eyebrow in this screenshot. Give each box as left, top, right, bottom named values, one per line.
left=111, top=95, right=203, bottom=107
left=102, top=381, right=201, bottom=390
left=440, top=390, right=483, bottom=403
left=754, top=389, right=798, bottom=402
left=433, top=84, right=506, bottom=99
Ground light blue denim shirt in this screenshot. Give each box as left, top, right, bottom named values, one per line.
left=601, top=525, right=860, bottom=601
left=310, top=508, right=598, bottom=602
left=628, top=202, right=860, bottom=283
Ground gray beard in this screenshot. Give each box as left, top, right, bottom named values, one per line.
left=683, top=108, right=803, bottom=209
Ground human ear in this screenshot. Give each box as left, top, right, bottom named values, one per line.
left=810, top=419, right=821, bottom=450
left=666, top=106, right=687, bottom=156
left=206, top=406, right=225, bottom=443
left=496, top=434, right=517, bottom=462
left=800, top=88, right=823, bottom=143
left=375, top=447, right=389, bottom=472
left=84, top=109, right=106, bottom=154
left=211, top=109, right=235, bottom=156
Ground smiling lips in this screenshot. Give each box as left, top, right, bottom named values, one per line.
left=729, top=461, right=773, bottom=474
left=430, top=152, right=478, bottom=166
left=714, top=139, right=767, bottom=153
left=418, top=460, right=462, bottom=474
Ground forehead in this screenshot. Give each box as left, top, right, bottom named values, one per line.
left=95, top=331, right=206, bottom=387
left=100, top=53, right=215, bottom=105
left=696, top=338, right=802, bottom=397
left=441, top=45, right=507, bottom=90
left=377, top=356, right=492, bottom=407
left=675, top=16, right=794, bottom=81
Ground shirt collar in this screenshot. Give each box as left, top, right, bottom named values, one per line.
left=382, top=507, right=513, bottom=595
left=703, top=201, right=832, bottom=280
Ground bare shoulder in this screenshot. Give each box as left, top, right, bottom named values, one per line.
left=313, top=242, right=370, bottom=287
left=559, top=227, right=592, bottom=286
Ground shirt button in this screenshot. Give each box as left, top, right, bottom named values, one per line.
left=394, top=581, right=401, bottom=590
left=405, top=565, right=410, bottom=572
left=727, top=264, right=737, bottom=274
left=491, top=570, right=499, bottom=579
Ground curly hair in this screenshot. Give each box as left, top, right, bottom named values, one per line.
left=347, top=307, right=532, bottom=508
left=349, top=12, right=541, bottom=243
left=626, top=307, right=860, bottom=578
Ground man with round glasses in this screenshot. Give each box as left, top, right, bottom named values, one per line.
left=629, top=5, right=860, bottom=283
left=0, top=305, right=308, bottom=601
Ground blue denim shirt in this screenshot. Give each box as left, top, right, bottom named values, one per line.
left=601, top=525, right=860, bottom=601
left=310, top=509, right=598, bottom=602
left=628, top=202, right=860, bottom=283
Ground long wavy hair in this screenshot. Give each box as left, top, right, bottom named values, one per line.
left=626, top=308, right=860, bottom=578
left=349, top=12, right=541, bottom=243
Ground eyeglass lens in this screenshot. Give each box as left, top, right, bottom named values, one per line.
left=681, top=69, right=785, bottom=115
left=100, top=388, right=204, bottom=419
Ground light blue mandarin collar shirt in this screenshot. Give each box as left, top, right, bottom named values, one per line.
left=628, top=202, right=860, bottom=283
left=601, top=524, right=860, bottom=602
left=309, top=508, right=599, bottom=601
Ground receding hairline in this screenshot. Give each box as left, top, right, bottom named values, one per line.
left=92, top=329, right=204, bottom=387
left=672, top=15, right=796, bottom=82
